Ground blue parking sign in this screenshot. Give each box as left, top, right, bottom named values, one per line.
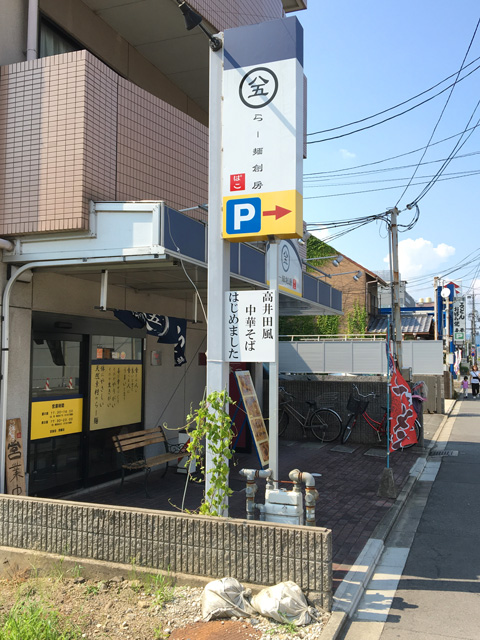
left=226, top=198, right=261, bottom=235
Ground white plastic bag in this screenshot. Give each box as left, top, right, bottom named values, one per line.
left=201, top=577, right=255, bottom=621
left=251, top=581, right=318, bottom=626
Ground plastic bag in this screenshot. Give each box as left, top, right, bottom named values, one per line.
left=201, top=577, right=255, bottom=621
left=251, top=581, right=318, bottom=626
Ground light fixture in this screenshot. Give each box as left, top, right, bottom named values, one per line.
left=353, top=270, right=363, bottom=281
left=176, top=1, right=222, bottom=51
left=304, top=254, right=343, bottom=267
left=297, top=238, right=306, bottom=246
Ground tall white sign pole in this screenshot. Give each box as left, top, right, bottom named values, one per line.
left=206, top=34, right=230, bottom=514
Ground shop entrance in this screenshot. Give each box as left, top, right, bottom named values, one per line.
left=29, top=313, right=144, bottom=497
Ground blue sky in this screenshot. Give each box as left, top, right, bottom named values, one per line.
left=297, top=1, right=480, bottom=303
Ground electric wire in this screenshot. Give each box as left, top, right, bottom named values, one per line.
left=306, top=62, right=480, bottom=145
left=304, top=169, right=480, bottom=200
left=304, top=125, right=480, bottom=177
left=304, top=168, right=480, bottom=189
left=396, top=17, right=480, bottom=206
left=307, top=55, right=480, bottom=136
left=304, top=150, right=480, bottom=182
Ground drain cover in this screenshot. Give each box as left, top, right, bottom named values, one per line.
left=330, top=444, right=358, bottom=454
left=364, top=448, right=387, bottom=458
left=429, top=450, right=458, bottom=457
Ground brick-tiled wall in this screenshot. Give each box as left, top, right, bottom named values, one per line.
left=0, top=51, right=208, bottom=235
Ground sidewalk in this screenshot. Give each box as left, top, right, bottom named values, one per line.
left=69, top=407, right=447, bottom=602
left=321, top=400, right=456, bottom=639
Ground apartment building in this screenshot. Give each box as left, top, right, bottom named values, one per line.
left=0, top=0, right=344, bottom=498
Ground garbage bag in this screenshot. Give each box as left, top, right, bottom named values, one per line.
left=251, top=581, right=318, bottom=626
left=201, top=577, right=255, bottom=621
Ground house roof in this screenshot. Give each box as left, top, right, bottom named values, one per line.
left=367, top=313, right=433, bottom=335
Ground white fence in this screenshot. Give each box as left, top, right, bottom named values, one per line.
left=279, top=339, right=443, bottom=375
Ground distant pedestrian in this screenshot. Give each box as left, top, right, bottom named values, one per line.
left=462, top=376, right=469, bottom=398
left=470, top=365, right=480, bottom=399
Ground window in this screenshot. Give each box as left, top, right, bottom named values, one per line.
left=39, top=18, right=82, bottom=58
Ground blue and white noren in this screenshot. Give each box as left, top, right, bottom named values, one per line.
left=226, top=198, right=261, bottom=235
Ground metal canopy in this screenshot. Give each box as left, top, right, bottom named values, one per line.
left=42, top=258, right=337, bottom=317
left=4, top=201, right=341, bottom=317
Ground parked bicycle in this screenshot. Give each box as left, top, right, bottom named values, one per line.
left=277, top=388, right=342, bottom=442
left=341, top=383, right=421, bottom=446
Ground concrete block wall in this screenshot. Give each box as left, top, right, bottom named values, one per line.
left=0, top=495, right=332, bottom=610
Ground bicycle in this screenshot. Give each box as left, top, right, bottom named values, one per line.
left=277, top=388, right=343, bottom=442
left=341, top=384, right=421, bottom=446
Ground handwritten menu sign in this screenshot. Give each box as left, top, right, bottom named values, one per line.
left=235, top=370, right=269, bottom=467
left=90, top=363, right=142, bottom=430
left=6, top=418, right=26, bottom=496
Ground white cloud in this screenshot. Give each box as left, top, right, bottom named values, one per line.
left=339, top=148, right=356, bottom=159
left=383, top=237, right=455, bottom=281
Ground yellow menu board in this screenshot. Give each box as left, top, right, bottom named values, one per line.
left=90, top=363, right=142, bottom=430
left=235, top=370, right=269, bottom=467
left=31, top=397, right=83, bottom=440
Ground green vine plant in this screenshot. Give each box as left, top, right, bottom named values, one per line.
left=184, top=389, right=235, bottom=516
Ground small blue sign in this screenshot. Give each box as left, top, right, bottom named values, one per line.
left=226, top=198, right=261, bottom=235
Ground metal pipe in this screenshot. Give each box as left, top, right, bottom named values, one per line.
left=27, top=0, right=39, bottom=61
left=0, top=259, right=89, bottom=493
left=239, top=468, right=272, bottom=520
left=289, top=469, right=319, bottom=526
left=0, top=239, right=14, bottom=251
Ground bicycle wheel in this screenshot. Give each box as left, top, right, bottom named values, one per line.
left=310, top=409, right=342, bottom=442
left=401, top=419, right=421, bottom=449
left=278, top=409, right=289, bottom=437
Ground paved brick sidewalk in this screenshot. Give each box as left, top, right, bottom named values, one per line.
left=69, top=411, right=445, bottom=593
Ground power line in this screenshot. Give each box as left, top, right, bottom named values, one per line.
left=306, top=62, right=480, bottom=145
left=303, top=125, right=480, bottom=177
left=304, top=169, right=480, bottom=200
left=307, top=55, right=480, bottom=136
left=304, top=168, right=480, bottom=189
left=395, top=17, right=480, bottom=207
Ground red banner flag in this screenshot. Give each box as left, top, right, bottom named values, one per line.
left=389, top=354, right=418, bottom=451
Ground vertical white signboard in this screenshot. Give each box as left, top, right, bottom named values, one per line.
left=453, top=297, right=466, bottom=342
left=222, top=18, right=304, bottom=242
left=225, top=290, right=277, bottom=362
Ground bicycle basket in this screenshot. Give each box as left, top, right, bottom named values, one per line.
left=346, top=394, right=369, bottom=414
left=315, top=392, right=339, bottom=409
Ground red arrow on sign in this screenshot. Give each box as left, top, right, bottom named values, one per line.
left=263, top=206, right=291, bottom=220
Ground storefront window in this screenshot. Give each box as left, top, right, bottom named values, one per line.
left=32, top=339, right=81, bottom=398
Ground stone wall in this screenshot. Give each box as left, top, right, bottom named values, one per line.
left=0, top=495, right=332, bottom=610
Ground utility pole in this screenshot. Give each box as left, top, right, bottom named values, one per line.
left=471, top=292, right=477, bottom=365
left=389, top=207, right=403, bottom=370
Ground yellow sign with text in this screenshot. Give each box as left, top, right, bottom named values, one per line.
left=223, top=190, right=303, bottom=242
left=31, top=397, right=83, bottom=440
left=90, top=363, right=142, bottom=430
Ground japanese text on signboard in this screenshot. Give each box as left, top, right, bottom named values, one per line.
left=226, top=290, right=277, bottom=362
left=453, top=297, right=466, bottom=342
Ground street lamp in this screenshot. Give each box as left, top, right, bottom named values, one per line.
left=304, top=254, right=344, bottom=267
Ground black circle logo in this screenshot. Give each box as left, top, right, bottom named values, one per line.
left=239, top=67, right=279, bottom=109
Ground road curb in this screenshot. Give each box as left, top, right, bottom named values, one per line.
left=322, top=400, right=456, bottom=639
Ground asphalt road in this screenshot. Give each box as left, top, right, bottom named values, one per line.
left=340, top=398, right=480, bottom=640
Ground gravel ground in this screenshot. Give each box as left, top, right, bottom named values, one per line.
left=0, top=569, right=330, bottom=640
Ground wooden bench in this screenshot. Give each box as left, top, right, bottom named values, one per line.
left=112, top=426, right=188, bottom=497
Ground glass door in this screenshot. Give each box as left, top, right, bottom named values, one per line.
left=29, top=336, right=85, bottom=495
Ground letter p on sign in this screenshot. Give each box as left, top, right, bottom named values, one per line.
left=226, top=197, right=261, bottom=235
